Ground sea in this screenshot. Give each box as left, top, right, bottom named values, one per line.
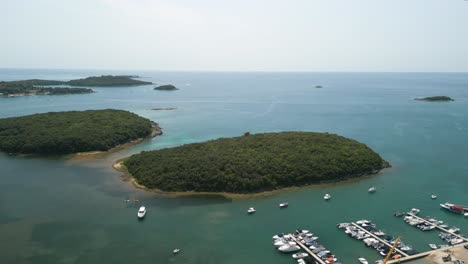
left=0, top=69, right=467, bottom=264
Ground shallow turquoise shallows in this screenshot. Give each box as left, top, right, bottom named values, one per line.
left=0, top=69, right=467, bottom=264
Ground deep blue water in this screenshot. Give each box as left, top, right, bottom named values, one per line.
left=0, top=69, right=467, bottom=264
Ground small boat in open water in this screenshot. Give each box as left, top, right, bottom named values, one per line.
left=137, top=206, right=146, bottom=219
left=431, top=195, right=437, bottom=199
left=173, top=248, right=180, bottom=254
left=324, top=194, right=331, bottom=200
left=279, top=202, right=289, bottom=208
left=368, top=187, right=376, bottom=193
left=247, top=207, right=256, bottom=214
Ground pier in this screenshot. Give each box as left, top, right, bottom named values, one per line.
left=386, top=241, right=468, bottom=264
left=290, top=236, right=327, bottom=264
left=351, top=222, right=409, bottom=257
left=407, top=213, right=468, bottom=242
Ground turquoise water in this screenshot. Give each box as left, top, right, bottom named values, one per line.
left=0, top=69, right=467, bottom=264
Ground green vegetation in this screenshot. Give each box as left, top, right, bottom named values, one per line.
left=0, top=81, right=93, bottom=96
left=1, top=75, right=152, bottom=96
left=0, top=109, right=154, bottom=154
left=415, top=96, right=454, bottom=101
left=154, top=84, right=178, bottom=90
left=67, top=75, right=152, bottom=86
left=124, top=132, right=389, bottom=193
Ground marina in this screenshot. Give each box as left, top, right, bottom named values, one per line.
left=273, top=230, right=342, bottom=264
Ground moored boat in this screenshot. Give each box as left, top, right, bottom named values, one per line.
left=292, top=252, right=309, bottom=259
left=358, top=257, right=368, bottom=264
left=278, top=244, right=300, bottom=252
left=440, top=202, right=468, bottom=215
left=429, top=244, right=438, bottom=250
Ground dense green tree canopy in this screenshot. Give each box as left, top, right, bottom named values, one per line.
left=67, top=75, right=152, bottom=86
left=0, top=109, right=154, bottom=154
left=124, top=132, right=388, bottom=193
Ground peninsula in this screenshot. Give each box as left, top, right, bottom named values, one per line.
left=154, top=84, right=178, bottom=91
left=121, top=132, right=389, bottom=194
left=0, top=109, right=159, bottom=155
left=415, top=96, right=454, bottom=102
left=0, top=80, right=93, bottom=97
left=0, top=75, right=152, bottom=97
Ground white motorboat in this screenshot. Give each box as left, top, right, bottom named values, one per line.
left=448, top=227, right=460, bottom=233
left=410, top=208, right=420, bottom=215
left=292, top=252, right=309, bottom=259
left=279, top=202, right=289, bottom=208
left=431, top=195, right=437, bottom=199
left=358, top=257, right=369, bottom=264
left=272, top=233, right=285, bottom=240
left=278, top=244, right=300, bottom=252
left=464, top=213, right=468, bottom=217
left=173, top=248, right=180, bottom=254
left=324, top=194, right=331, bottom=200
left=298, top=259, right=306, bottom=264
left=137, top=206, right=146, bottom=218
left=368, top=187, right=376, bottom=193
left=429, top=244, right=438, bottom=250
left=247, top=207, right=256, bottom=214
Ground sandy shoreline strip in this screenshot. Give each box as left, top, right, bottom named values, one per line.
left=112, top=159, right=390, bottom=199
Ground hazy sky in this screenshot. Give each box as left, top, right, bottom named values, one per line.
left=2, top=0, right=468, bottom=71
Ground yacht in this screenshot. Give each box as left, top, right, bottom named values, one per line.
left=410, top=208, right=420, bottom=215
left=368, top=187, right=376, bottom=193
left=429, top=244, right=438, bottom=250
left=247, top=207, right=256, bottom=214
left=431, top=195, right=437, bottom=199
left=137, top=206, right=146, bottom=218
left=358, top=257, right=368, bottom=264
left=272, top=233, right=285, bottom=240
left=324, top=194, right=331, bottom=200
left=279, top=202, right=289, bottom=208
left=292, top=252, right=309, bottom=259
left=278, top=244, right=300, bottom=252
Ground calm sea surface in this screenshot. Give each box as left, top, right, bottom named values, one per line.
left=0, top=69, right=467, bottom=264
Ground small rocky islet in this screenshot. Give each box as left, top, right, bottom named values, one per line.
left=415, top=96, right=454, bottom=102
left=154, top=84, right=178, bottom=91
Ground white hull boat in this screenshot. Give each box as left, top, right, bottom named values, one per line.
left=324, top=194, right=331, bottom=200
left=137, top=206, right=146, bottom=218
left=429, top=244, right=438, bottom=250
left=279, top=202, right=289, bottom=208
left=247, top=207, right=256, bottom=214
left=278, top=244, right=300, bottom=252
left=358, top=257, right=369, bottom=264
left=368, top=187, right=376, bottom=193
left=431, top=195, right=437, bottom=199
left=292, top=252, right=309, bottom=259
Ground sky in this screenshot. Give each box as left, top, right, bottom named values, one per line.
left=1, top=0, right=468, bottom=72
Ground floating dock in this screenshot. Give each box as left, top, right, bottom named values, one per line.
left=351, top=222, right=409, bottom=257
left=407, top=212, right=468, bottom=242
left=290, top=236, right=327, bottom=264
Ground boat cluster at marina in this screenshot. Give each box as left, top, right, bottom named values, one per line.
left=338, top=220, right=417, bottom=260
left=440, top=202, right=468, bottom=217
left=272, top=229, right=342, bottom=264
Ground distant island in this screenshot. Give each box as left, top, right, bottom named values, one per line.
left=150, top=107, right=177, bottom=111
left=0, top=75, right=152, bottom=97
left=415, top=96, right=454, bottom=102
left=315, top=85, right=323, bottom=88
left=67, top=75, right=152, bottom=87
left=0, top=109, right=160, bottom=155
left=0, top=80, right=94, bottom=97
left=120, top=132, right=389, bottom=194
left=154, top=84, right=178, bottom=91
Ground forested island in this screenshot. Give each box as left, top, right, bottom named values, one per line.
left=0, top=80, right=94, bottom=97
left=121, top=132, right=389, bottom=194
left=415, top=96, right=454, bottom=102
left=0, top=75, right=152, bottom=97
left=0, top=109, right=159, bottom=154
left=67, top=75, right=152, bottom=86
left=154, top=84, right=178, bottom=90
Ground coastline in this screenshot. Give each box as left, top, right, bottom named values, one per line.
left=112, top=159, right=391, bottom=199
left=71, top=122, right=162, bottom=159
